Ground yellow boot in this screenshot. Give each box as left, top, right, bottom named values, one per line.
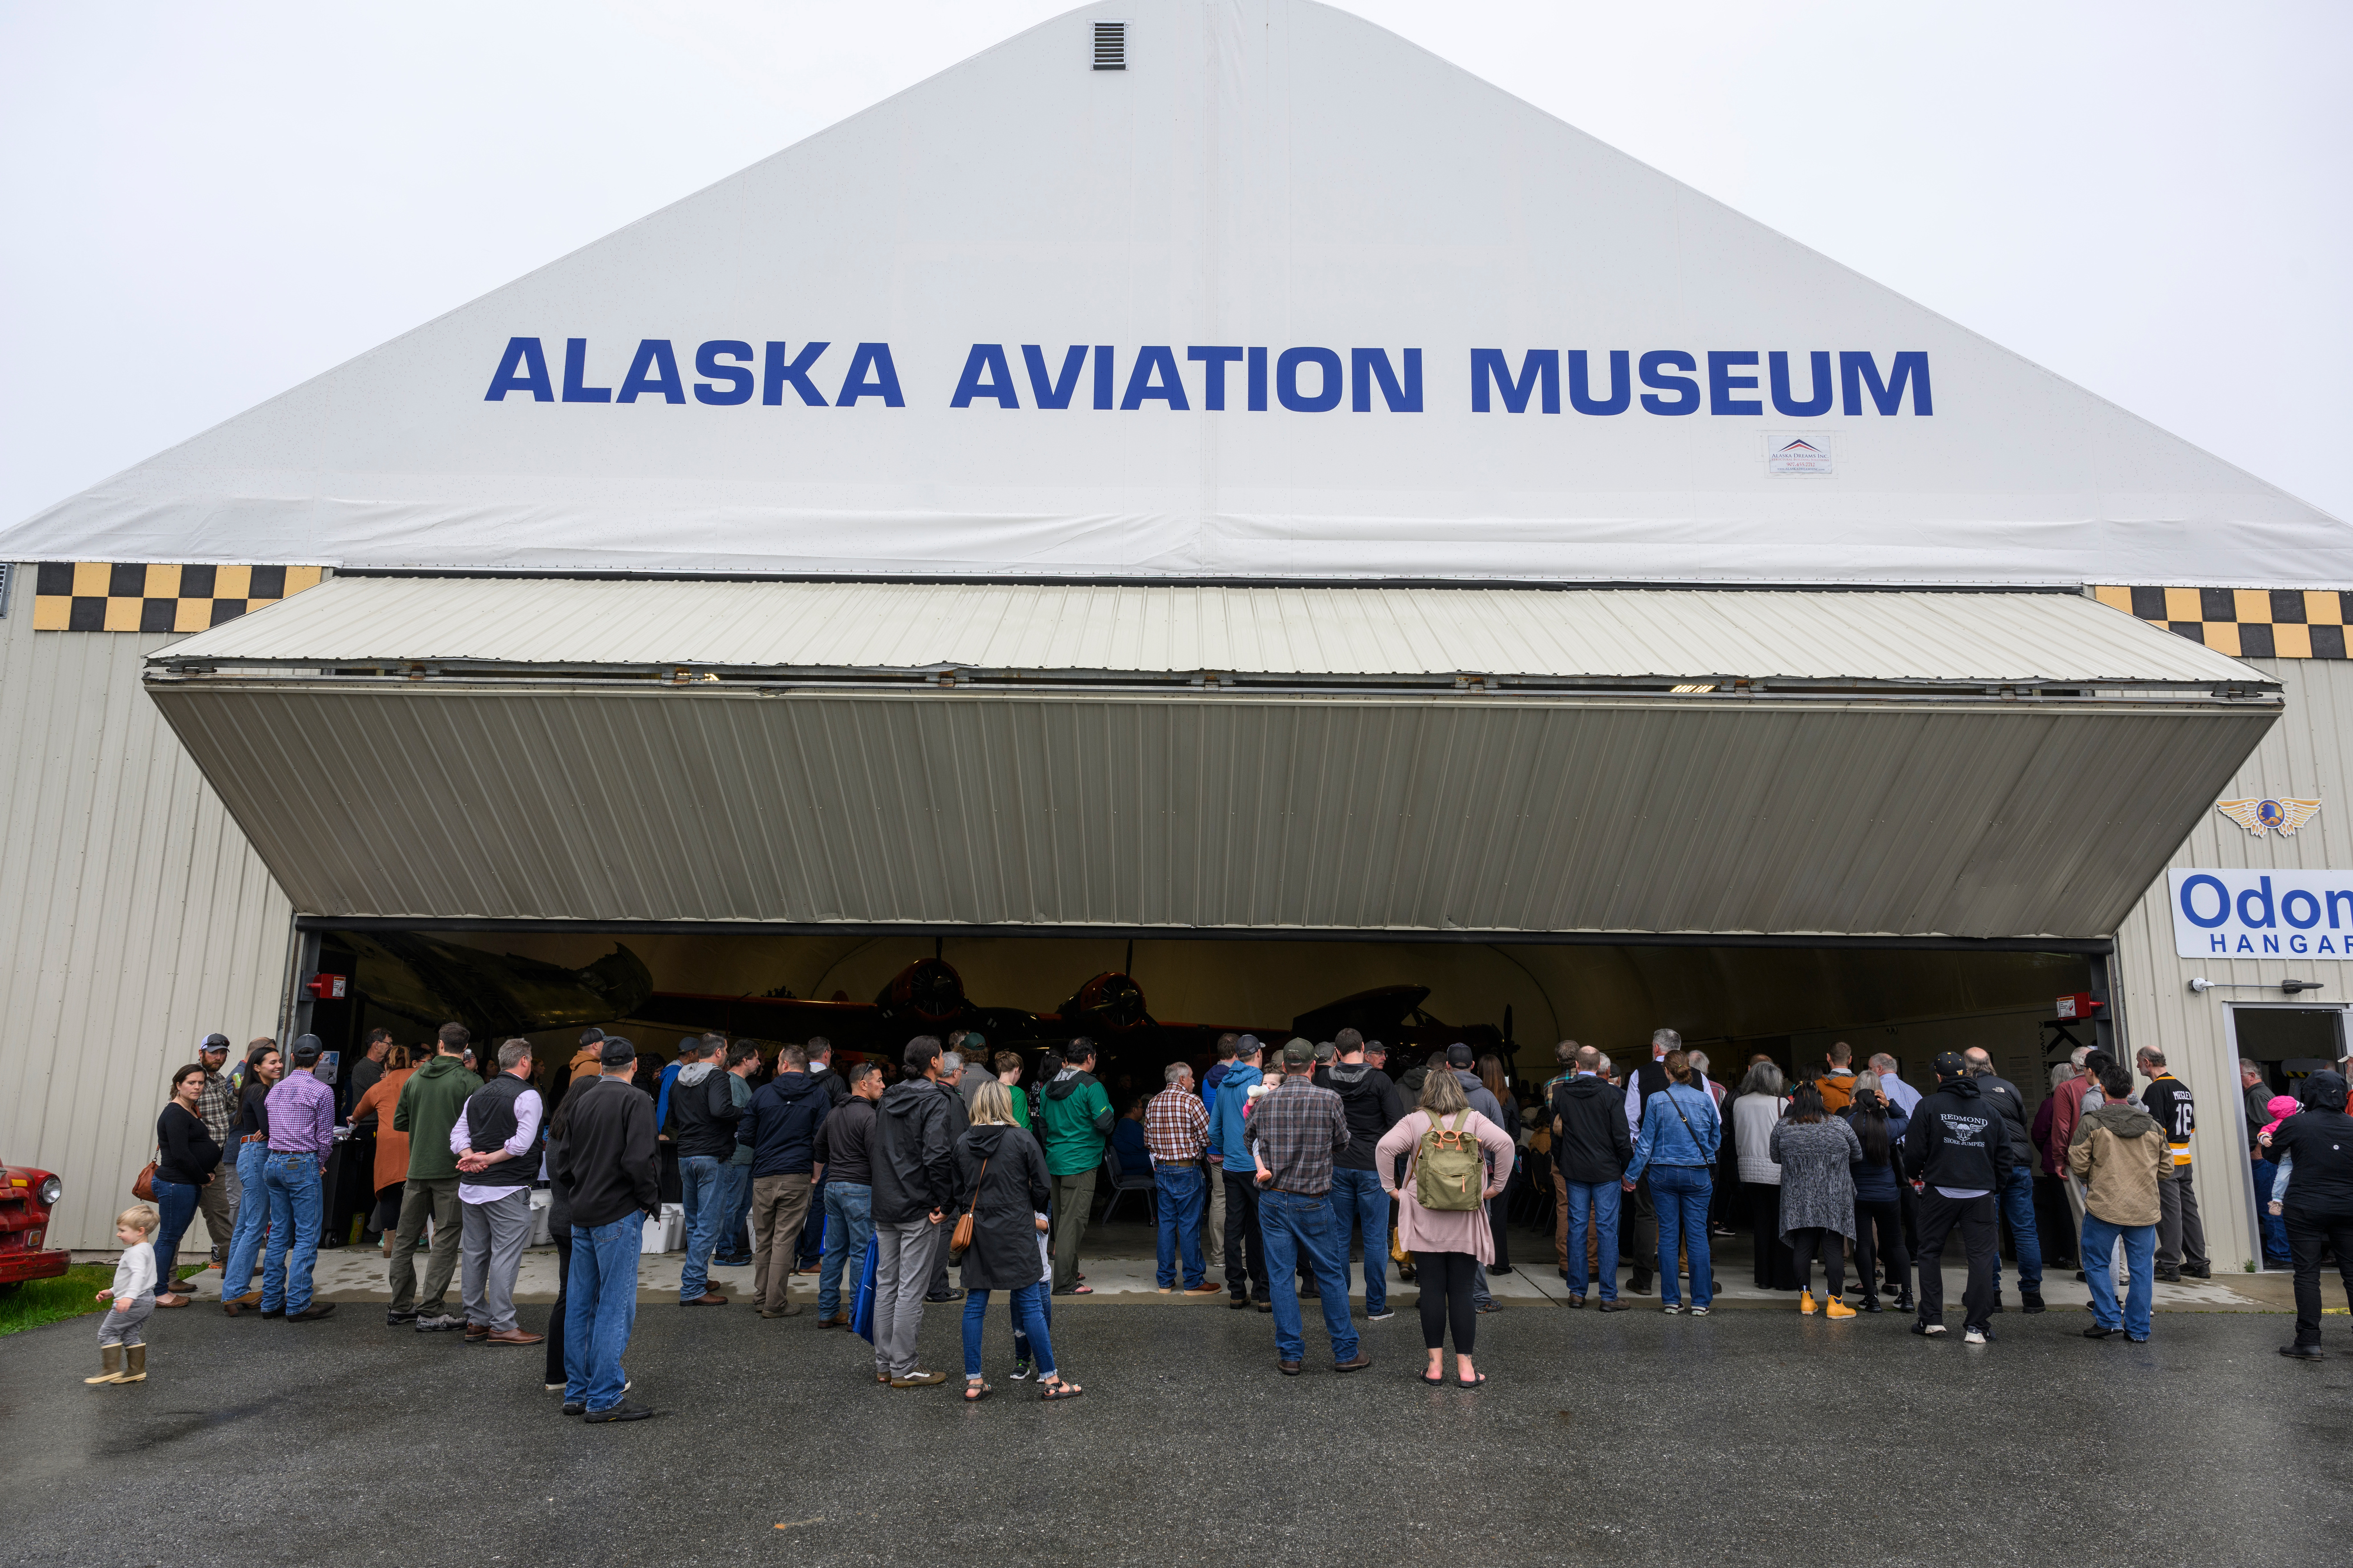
left=1799, top=1290, right=1817, bottom=1315
left=1825, top=1294, right=1857, bottom=1320
left=118, top=1345, right=148, bottom=1383
left=85, top=1345, right=123, bottom=1385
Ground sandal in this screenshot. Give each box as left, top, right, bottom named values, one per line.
left=964, top=1379, right=993, bottom=1403
left=1457, top=1373, right=1488, bottom=1389
left=1420, top=1371, right=1445, bottom=1386
left=1039, top=1378, right=1086, bottom=1402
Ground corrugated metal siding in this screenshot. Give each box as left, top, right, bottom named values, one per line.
left=157, top=578, right=2264, bottom=686
left=150, top=680, right=2271, bottom=939
left=0, top=588, right=293, bottom=1247
left=2114, top=655, right=2353, bottom=1272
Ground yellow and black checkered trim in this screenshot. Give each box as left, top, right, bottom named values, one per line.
left=29, top=563, right=325, bottom=633
left=2091, top=586, right=2349, bottom=659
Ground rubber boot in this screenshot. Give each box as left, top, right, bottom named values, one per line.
left=1799, top=1290, right=1817, bottom=1315
left=119, top=1345, right=148, bottom=1383
left=86, top=1345, right=124, bottom=1385
left=1825, top=1294, right=1857, bottom=1320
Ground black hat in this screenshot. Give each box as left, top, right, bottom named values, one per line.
left=578, top=1026, right=605, bottom=1046
left=600, top=1036, right=638, bottom=1068
left=2306, top=1069, right=2349, bottom=1110
left=292, top=1033, right=324, bottom=1067
left=1932, top=1051, right=1969, bottom=1080
left=1282, top=1038, right=1315, bottom=1067
left=198, top=1033, right=231, bottom=1055
left=1445, top=1042, right=1475, bottom=1068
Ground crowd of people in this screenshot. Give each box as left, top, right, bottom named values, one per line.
left=93, top=1013, right=2353, bottom=1405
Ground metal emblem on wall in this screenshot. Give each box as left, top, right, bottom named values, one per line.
left=2215, top=796, right=2322, bottom=837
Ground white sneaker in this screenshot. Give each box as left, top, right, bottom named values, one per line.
left=1964, top=1326, right=1988, bottom=1345
left=1688, top=1305, right=1709, bottom=1316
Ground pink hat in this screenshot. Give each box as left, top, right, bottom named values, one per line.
left=2268, top=1094, right=2302, bottom=1120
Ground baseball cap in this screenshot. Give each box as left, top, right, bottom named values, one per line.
left=1235, top=1033, right=1262, bottom=1057
left=1932, top=1051, right=1969, bottom=1079
left=601, top=1036, right=638, bottom=1067
left=291, top=1034, right=323, bottom=1067
left=578, top=1026, right=605, bottom=1046
left=198, top=1033, right=231, bottom=1055
left=1282, top=1039, right=1315, bottom=1067
left=1445, top=1042, right=1475, bottom=1068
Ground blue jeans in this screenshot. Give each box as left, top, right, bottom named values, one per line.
left=221, top=1140, right=271, bottom=1297
left=1991, top=1165, right=2044, bottom=1293
left=678, top=1154, right=732, bottom=1302
left=1327, top=1168, right=1390, bottom=1314
left=816, top=1182, right=875, bottom=1320
left=1258, top=1190, right=1359, bottom=1363
left=1649, top=1166, right=1714, bottom=1309
left=565, top=1214, right=642, bottom=1412
left=1562, top=1179, right=1623, bottom=1302
left=2255, top=1160, right=2291, bottom=1262
left=1155, top=1165, right=1207, bottom=1288
left=151, top=1176, right=199, bottom=1295
left=259, top=1152, right=324, bottom=1315
left=2081, top=1215, right=2155, bottom=1338
left=721, top=1159, right=756, bottom=1260
left=963, top=1282, right=1055, bottom=1379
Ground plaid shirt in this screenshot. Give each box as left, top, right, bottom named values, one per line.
left=1143, top=1086, right=1209, bottom=1163
left=196, top=1067, right=236, bottom=1149
left=1247, top=1075, right=1352, bottom=1196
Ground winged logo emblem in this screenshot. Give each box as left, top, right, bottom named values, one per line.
left=2215, top=797, right=2322, bottom=837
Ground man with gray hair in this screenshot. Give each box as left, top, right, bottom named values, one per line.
left=1870, top=1052, right=1922, bottom=1116
left=451, top=1038, right=545, bottom=1346
left=924, top=1050, right=975, bottom=1302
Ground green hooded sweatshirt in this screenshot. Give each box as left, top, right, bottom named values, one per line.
left=392, top=1054, right=484, bottom=1182
left=1039, top=1068, right=1114, bottom=1176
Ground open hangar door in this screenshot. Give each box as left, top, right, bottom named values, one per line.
left=289, top=922, right=2105, bottom=1121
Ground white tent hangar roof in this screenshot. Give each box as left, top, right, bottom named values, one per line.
left=6, top=0, right=2345, bottom=587
left=156, top=576, right=2265, bottom=689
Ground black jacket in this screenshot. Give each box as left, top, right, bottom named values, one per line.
left=805, top=1062, right=854, bottom=1110
left=1551, top=1074, right=1634, bottom=1183
left=662, top=1064, right=743, bottom=1159
left=1325, top=1063, right=1407, bottom=1171
left=2267, top=1108, right=2353, bottom=1216
left=951, top=1122, right=1054, bottom=1290
left=552, top=1076, right=659, bottom=1230
left=1902, top=1076, right=2016, bottom=1193
left=1973, top=1072, right=2037, bottom=1168
left=871, top=1077, right=957, bottom=1225
left=813, top=1095, right=876, bottom=1186
left=737, top=1072, right=830, bottom=1177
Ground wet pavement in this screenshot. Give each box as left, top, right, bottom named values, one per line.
left=1, top=1277, right=2346, bottom=1567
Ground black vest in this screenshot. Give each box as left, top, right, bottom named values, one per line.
left=463, top=1074, right=541, bottom=1191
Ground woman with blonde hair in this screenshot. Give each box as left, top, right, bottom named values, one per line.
left=1376, top=1066, right=1515, bottom=1387
left=954, top=1079, right=1076, bottom=1402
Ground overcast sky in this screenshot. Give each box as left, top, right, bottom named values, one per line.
left=3, top=0, right=2345, bottom=526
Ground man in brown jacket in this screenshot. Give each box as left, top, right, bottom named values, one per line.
left=2067, top=1064, right=2168, bottom=1344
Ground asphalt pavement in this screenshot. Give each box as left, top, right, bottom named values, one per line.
left=1, top=1287, right=2345, bottom=1568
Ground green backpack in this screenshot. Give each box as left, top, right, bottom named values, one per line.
left=1414, top=1112, right=1485, bottom=1212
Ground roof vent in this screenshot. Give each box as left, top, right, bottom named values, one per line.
left=1092, top=20, right=1126, bottom=70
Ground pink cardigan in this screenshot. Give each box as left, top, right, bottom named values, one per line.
left=1376, top=1109, right=1517, bottom=1262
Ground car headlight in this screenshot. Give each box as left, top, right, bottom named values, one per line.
left=36, top=1176, right=61, bottom=1207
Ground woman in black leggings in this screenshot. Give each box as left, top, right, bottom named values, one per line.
left=1844, top=1083, right=1914, bottom=1312
left=1377, top=1067, right=1515, bottom=1387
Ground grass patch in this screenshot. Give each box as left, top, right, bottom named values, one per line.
left=0, top=1262, right=206, bottom=1337
left=0, top=1265, right=115, bottom=1336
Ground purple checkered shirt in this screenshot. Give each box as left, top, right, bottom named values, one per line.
left=264, top=1070, right=336, bottom=1167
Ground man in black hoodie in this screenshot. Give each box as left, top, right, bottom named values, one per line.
left=551, top=1036, right=658, bottom=1422
left=1552, top=1045, right=1634, bottom=1310
left=1902, top=1052, right=2017, bottom=1343
left=1963, top=1046, right=2046, bottom=1313
left=1324, top=1032, right=1407, bottom=1321
left=737, top=1043, right=831, bottom=1318
left=869, top=1037, right=956, bottom=1387
left=791, top=1037, right=855, bottom=1272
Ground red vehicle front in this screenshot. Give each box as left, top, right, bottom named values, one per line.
left=0, top=1165, right=71, bottom=1286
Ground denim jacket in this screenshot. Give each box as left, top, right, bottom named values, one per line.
left=1624, top=1083, right=1721, bottom=1182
